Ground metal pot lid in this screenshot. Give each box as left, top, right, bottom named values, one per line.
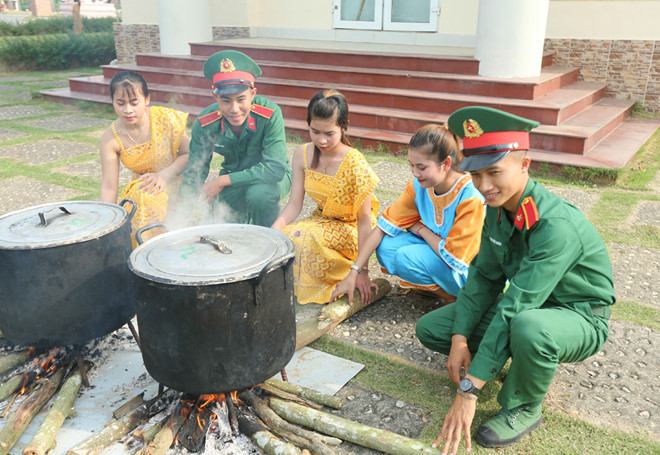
left=128, top=224, right=295, bottom=286
left=0, top=201, right=129, bottom=249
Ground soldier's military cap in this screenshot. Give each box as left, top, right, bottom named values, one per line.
left=447, top=106, right=540, bottom=172
left=203, top=50, right=263, bottom=95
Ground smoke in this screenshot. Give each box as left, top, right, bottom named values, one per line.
left=165, top=194, right=237, bottom=231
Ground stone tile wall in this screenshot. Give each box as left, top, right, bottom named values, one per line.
left=112, top=23, right=250, bottom=63
left=545, top=38, right=660, bottom=113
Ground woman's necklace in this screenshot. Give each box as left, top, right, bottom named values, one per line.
left=123, top=113, right=148, bottom=146
left=318, top=154, right=328, bottom=174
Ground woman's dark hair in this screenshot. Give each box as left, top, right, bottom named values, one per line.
left=109, top=71, right=149, bottom=101
left=409, top=124, right=460, bottom=170
left=306, top=89, right=350, bottom=169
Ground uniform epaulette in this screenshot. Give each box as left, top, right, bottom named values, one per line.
left=199, top=110, right=222, bottom=127
left=251, top=103, right=274, bottom=119
left=514, top=196, right=540, bottom=230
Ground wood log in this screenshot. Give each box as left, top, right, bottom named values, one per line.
left=0, top=369, right=64, bottom=455
left=265, top=378, right=343, bottom=410
left=133, top=414, right=169, bottom=444
left=23, top=369, right=85, bottom=455
left=0, top=350, right=29, bottom=375
left=270, top=397, right=443, bottom=455
left=0, top=375, right=22, bottom=402
left=113, top=393, right=145, bottom=420
left=176, top=404, right=211, bottom=452
left=240, top=390, right=339, bottom=455
left=66, top=393, right=160, bottom=455
left=237, top=408, right=301, bottom=455
left=258, top=383, right=322, bottom=411
left=295, top=278, right=391, bottom=350
left=136, top=403, right=189, bottom=455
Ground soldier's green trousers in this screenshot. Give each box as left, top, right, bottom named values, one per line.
left=416, top=301, right=610, bottom=409
left=215, top=174, right=291, bottom=227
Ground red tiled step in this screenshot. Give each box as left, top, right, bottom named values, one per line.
left=114, top=59, right=579, bottom=101
left=188, top=42, right=481, bottom=75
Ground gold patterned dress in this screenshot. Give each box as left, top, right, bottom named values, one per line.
left=282, top=145, right=380, bottom=304
left=111, top=106, right=188, bottom=247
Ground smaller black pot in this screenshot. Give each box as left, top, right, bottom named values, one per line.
left=129, top=223, right=296, bottom=394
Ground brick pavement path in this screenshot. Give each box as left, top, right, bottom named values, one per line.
left=0, top=73, right=658, bottom=447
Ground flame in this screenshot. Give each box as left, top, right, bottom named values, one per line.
left=19, top=374, right=29, bottom=395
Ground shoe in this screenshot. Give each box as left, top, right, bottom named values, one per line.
left=474, top=403, right=542, bottom=448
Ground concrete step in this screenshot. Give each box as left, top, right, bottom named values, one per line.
left=116, top=59, right=578, bottom=101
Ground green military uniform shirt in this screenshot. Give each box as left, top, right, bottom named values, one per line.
left=180, top=94, right=291, bottom=199
left=453, top=178, right=615, bottom=382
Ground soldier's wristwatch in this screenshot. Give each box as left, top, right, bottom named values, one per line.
left=459, top=378, right=481, bottom=396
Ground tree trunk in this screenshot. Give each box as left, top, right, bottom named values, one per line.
left=0, top=369, right=64, bottom=455
left=265, top=378, right=343, bottom=410
left=270, top=398, right=442, bottom=455
left=0, top=351, right=29, bottom=375
left=23, top=369, right=85, bottom=455
left=296, top=278, right=391, bottom=350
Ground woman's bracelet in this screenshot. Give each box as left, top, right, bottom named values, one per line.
left=415, top=225, right=426, bottom=236
left=350, top=264, right=369, bottom=274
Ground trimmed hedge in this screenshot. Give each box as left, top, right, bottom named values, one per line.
left=0, top=32, right=116, bottom=70
left=0, top=17, right=115, bottom=36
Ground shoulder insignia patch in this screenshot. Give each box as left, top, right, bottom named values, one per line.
left=251, top=103, right=274, bottom=119
left=514, top=196, right=540, bottom=230
left=199, top=110, right=222, bottom=127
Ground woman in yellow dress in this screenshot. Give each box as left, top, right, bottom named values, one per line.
left=271, top=90, right=380, bottom=304
left=99, top=71, right=190, bottom=247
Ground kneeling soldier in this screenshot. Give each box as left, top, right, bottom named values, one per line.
left=416, top=106, right=614, bottom=453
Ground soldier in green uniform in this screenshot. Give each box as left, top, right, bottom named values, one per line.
left=178, top=50, right=291, bottom=226
left=415, top=106, right=615, bottom=454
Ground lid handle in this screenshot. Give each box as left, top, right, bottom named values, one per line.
left=37, top=206, right=72, bottom=227
left=198, top=235, right=232, bottom=254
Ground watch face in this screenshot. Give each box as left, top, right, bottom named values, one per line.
left=459, top=378, right=473, bottom=392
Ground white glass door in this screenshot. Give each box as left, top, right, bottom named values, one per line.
left=384, top=0, right=439, bottom=32
left=333, top=0, right=384, bottom=30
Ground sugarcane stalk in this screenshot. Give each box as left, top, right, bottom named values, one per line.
left=295, top=278, right=391, bottom=350
left=22, top=369, right=87, bottom=455
left=270, top=397, right=442, bottom=455
left=0, top=369, right=64, bottom=455
left=265, top=378, right=343, bottom=410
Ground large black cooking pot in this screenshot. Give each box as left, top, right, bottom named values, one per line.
left=129, top=223, right=296, bottom=394
left=0, top=200, right=136, bottom=347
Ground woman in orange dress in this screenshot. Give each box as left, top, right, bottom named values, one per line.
left=99, top=71, right=190, bottom=247
left=271, top=90, right=379, bottom=304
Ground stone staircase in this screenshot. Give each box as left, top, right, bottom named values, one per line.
left=42, top=40, right=660, bottom=169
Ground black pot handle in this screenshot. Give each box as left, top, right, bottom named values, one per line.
left=37, top=206, right=72, bottom=227
left=251, top=257, right=285, bottom=306
left=119, top=198, right=137, bottom=222
left=135, top=222, right=168, bottom=245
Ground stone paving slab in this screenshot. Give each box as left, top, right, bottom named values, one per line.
left=23, top=79, right=69, bottom=87
left=53, top=160, right=133, bottom=186
left=0, top=75, right=41, bottom=82
left=0, top=92, right=32, bottom=102
left=609, top=243, right=660, bottom=308
left=372, top=160, right=410, bottom=193
left=0, top=177, right=82, bottom=215
left=0, top=140, right=96, bottom=165
left=545, top=185, right=601, bottom=217
left=632, top=200, right=660, bottom=225
left=48, top=71, right=91, bottom=78
left=26, top=114, right=109, bottom=131
left=550, top=319, right=660, bottom=439
left=0, top=105, right=49, bottom=120
left=0, top=84, right=19, bottom=93
left=0, top=127, right=27, bottom=143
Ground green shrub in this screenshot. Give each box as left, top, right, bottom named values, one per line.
left=0, top=17, right=115, bottom=36
left=0, top=32, right=116, bottom=70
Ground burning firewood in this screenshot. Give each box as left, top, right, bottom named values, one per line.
left=0, top=368, right=65, bottom=455
left=295, top=278, right=391, bottom=350
left=269, top=397, right=443, bottom=455
left=0, top=376, right=22, bottom=403
left=265, top=378, right=343, bottom=410
left=137, top=405, right=188, bottom=455
left=236, top=406, right=302, bottom=455
left=0, top=350, right=30, bottom=375
left=22, top=367, right=88, bottom=455
left=240, top=389, right=340, bottom=455
left=113, top=392, right=145, bottom=420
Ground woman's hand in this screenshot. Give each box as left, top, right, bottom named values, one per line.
left=138, top=172, right=166, bottom=195
left=432, top=393, right=477, bottom=454
left=355, top=271, right=379, bottom=305
left=329, top=271, right=358, bottom=305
